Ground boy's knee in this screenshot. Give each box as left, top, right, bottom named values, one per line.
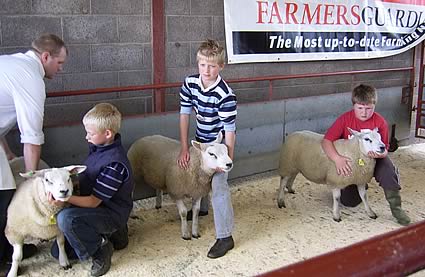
left=56, top=209, right=71, bottom=231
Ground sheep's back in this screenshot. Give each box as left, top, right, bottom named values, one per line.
left=279, top=131, right=376, bottom=188
left=279, top=131, right=332, bottom=184
left=128, top=135, right=212, bottom=199
left=128, top=135, right=180, bottom=191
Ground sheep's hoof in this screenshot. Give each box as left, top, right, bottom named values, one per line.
left=287, top=189, right=295, bottom=194
left=192, top=234, right=200, bottom=239
left=277, top=200, right=286, bottom=209
left=182, top=235, right=191, bottom=240
left=333, top=217, right=341, bottom=222
left=62, top=264, right=72, bottom=270
left=369, top=213, right=378, bottom=219
left=155, top=205, right=162, bottom=209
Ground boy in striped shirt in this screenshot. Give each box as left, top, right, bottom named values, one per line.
left=178, top=39, right=237, bottom=258
left=51, top=103, right=134, bottom=276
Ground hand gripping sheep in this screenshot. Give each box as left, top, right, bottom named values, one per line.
left=277, top=128, right=386, bottom=222
left=128, top=133, right=233, bottom=240
left=5, top=158, right=86, bottom=277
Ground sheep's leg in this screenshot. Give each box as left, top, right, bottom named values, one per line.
left=191, top=197, right=201, bottom=239
left=286, top=175, right=296, bottom=194
left=57, top=232, right=71, bottom=269
left=7, top=243, right=23, bottom=277
left=356, top=184, right=377, bottom=219
left=155, top=189, right=163, bottom=209
left=277, top=174, right=296, bottom=208
left=176, top=199, right=191, bottom=240
left=332, top=188, right=342, bottom=222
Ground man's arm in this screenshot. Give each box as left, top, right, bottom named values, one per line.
left=23, top=143, right=41, bottom=171
left=321, top=138, right=352, bottom=176
left=178, top=113, right=191, bottom=169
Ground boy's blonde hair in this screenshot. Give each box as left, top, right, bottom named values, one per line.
left=83, top=103, right=121, bottom=134
left=351, top=84, right=377, bottom=105
left=196, top=39, right=225, bottom=65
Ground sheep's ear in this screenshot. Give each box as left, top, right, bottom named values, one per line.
left=191, top=140, right=202, bottom=151
left=63, top=165, right=87, bottom=175
left=347, top=127, right=360, bottom=137
left=19, top=169, right=46, bottom=178
left=373, top=127, right=379, bottom=133
left=214, top=132, right=223, bottom=144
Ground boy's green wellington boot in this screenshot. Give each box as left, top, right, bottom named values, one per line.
left=384, top=189, right=411, bottom=226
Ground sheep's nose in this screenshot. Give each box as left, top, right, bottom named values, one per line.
left=380, top=146, right=386, bottom=152
left=60, top=189, right=69, bottom=195
left=226, top=162, right=233, bottom=168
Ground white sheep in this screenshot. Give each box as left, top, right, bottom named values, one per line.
left=127, top=133, right=233, bottom=240
left=5, top=157, right=86, bottom=277
left=277, top=128, right=386, bottom=222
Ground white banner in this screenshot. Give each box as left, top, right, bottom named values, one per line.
left=224, top=0, right=425, bottom=63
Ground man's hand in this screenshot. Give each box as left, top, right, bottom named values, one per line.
left=47, top=192, right=66, bottom=207
left=177, top=148, right=190, bottom=170
left=334, top=155, right=352, bottom=176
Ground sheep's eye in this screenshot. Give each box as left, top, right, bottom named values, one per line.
left=44, top=178, right=53, bottom=185
left=364, top=138, right=372, bottom=143
left=209, top=152, right=217, bottom=158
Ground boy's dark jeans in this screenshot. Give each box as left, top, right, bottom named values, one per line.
left=57, top=206, right=121, bottom=260
left=340, top=156, right=400, bottom=206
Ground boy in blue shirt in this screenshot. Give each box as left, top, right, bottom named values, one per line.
left=51, top=103, right=134, bottom=276
left=178, top=39, right=237, bottom=258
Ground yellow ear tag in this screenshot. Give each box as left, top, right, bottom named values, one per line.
left=358, top=159, right=365, bottom=166
left=49, top=215, right=57, bottom=225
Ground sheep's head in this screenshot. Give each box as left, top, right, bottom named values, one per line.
left=21, top=165, right=86, bottom=201
left=191, top=132, right=233, bottom=173
left=348, top=127, right=386, bottom=155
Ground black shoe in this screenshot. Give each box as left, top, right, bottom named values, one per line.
left=340, top=184, right=362, bottom=207
left=207, top=236, right=234, bottom=259
left=186, top=210, right=208, bottom=221
left=110, top=225, right=129, bottom=250
left=51, top=239, right=78, bottom=261
left=91, top=240, right=113, bottom=277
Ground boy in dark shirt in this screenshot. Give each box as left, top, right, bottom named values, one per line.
left=52, top=103, right=134, bottom=276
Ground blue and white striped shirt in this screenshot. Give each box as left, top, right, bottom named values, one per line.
left=180, top=74, right=237, bottom=143
left=93, top=162, right=128, bottom=201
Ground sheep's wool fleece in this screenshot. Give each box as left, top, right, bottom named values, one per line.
left=279, top=131, right=375, bottom=187
left=5, top=176, right=62, bottom=243
left=128, top=135, right=212, bottom=200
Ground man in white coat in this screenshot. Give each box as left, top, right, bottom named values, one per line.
left=0, top=33, right=67, bottom=272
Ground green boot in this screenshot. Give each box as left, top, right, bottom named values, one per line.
left=384, top=189, right=411, bottom=226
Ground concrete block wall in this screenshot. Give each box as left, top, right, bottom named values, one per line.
left=0, top=0, right=414, bottom=126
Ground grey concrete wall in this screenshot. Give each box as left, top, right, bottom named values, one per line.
left=0, top=0, right=414, bottom=127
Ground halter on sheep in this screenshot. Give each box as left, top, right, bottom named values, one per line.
left=5, top=162, right=86, bottom=277
left=277, top=127, right=386, bottom=222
